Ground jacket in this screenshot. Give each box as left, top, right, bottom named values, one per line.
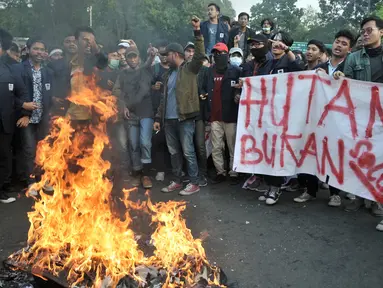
left=155, top=31, right=205, bottom=123
left=315, top=60, right=346, bottom=74
left=343, top=48, right=382, bottom=81
left=207, top=64, right=241, bottom=123
left=197, top=65, right=209, bottom=121
left=201, top=19, right=229, bottom=54
left=112, top=63, right=153, bottom=122
left=13, top=60, right=54, bottom=129
left=228, top=27, right=256, bottom=61
left=0, top=58, right=29, bottom=134
left=269, top=54, right=305, bottom=74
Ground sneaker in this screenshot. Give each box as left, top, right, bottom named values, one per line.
left=0, top=193, right=16, bottom=204
left=131, top=176, right=140, bottom=187
left=155, top=172, right=165, bottom=182
left=328, top=195, right=342, bottom=207
left=198, top=176, right=208, bottom=187
left=266, top=186, right=282, bottom=205
left=211, top=174, right=226, bottom=184
left=346, top=193, right=356, bottom=200
left=141, top=176, right=153, bottom=189
left=344, top=198, right=363, bottom=212
left=319, top=182, right=329, bottom=190
left=27, top=184, right=39, bottom=197
left=258, top=190, right=269, bottom=201
left=294, top=190, right=315, bottom=203
left=285, top=180, right=300, bottom=192
left=248, top=178, right=268, bottom=192
left=377, top=220, right=383, bottom=232
left=371, top=202, right=383, bottom=217
left=161, top=181, right=182, bottom=193
left=179, top=183, right=200, bottom=196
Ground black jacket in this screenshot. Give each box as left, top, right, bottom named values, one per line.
left=207, top=64, right=241, bottom=123
left=201, top=19, right=229, bottom=54
left=0, top=58, right=29, bottom=134
left=228, top=27, right=256, bottom=61
left=315, top=60, right=346, bottom=74
left=13, top=61, right=54, bottom=128
left=197, top=65, right=210, bottom=121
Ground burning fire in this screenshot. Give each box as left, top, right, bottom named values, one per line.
left=10, top=76, right=223, bottom=287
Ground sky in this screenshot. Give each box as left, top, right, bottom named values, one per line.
left=232, top=0, right=320, bottom=17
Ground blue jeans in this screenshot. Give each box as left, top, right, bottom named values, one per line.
left=128, top=118, right=154, bottom=172
left=164, top=119, right=199, bottom=185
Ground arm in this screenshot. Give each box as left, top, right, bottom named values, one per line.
left=112, top=75, right=126, bottom=117
left=188, top=16, right=205, bottom=75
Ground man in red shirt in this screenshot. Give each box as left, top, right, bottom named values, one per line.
left=207, top=43, right=241, bottom=184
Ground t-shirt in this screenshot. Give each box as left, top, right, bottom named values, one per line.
left=238, top=31, right=245, bottom=51
left=370, top=55, right=383, bottom=83
left=207, top=23, right=218, bottom=55
left=165, top=70, right=178, bottom=119
left=152, top=63, right=169, bottom=114
left=210, top=71, right=224, bottom=122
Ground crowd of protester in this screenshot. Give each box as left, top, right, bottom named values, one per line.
left=0, top=2, right=383, bottom=232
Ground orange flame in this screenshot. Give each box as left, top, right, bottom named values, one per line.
left=11, top=76, right=224, bottom=287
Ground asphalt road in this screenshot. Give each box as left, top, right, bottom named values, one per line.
left=0, top=180, right=382, bottom=288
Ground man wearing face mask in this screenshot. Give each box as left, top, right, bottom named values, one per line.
left=261, top=18, right=275, bottom=40
left=242, top=34, right=271, bottom=77
left=229, top=47, right=243, bottom=67
left=206, top=43, right=241, bottom=185
left=97, top=50, right=120, bottom=91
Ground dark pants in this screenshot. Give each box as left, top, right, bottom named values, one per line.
left=164, top=119, right=199, bottom=185
left=194, top=119, right=207, bottom=177
left=151, top=128, right=171, bottom=172
left=264, top=175, right=284, bottom=187
left=298, top=174, right=319, bottom=197
left=0, top=122, right=13, bottom=192
left=19, top=122, right=46, bottom=185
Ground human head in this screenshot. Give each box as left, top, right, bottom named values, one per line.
left=27, top=37, right=46, bottom=64
left=0, top=28, right=13, bottom=56
left=156, top=40, right=168, bottom=65
left=271, top=31, right=294, bottom=57
left=125, top=47, right=140, bottom=69
left=360, top=16, right=383, bottom=48
left=353, top=34, right=363, bottom=51
left=74, top=26, right=96, bottom=56
left=184, top=42, right=195, bottom=62
left=221, top=15, right=231, bottom=30
left=248, top=33, right=269, bottom=61
left=208, top=3, right=220, bottom=20
left=8, top=42, right=20, bottom=62
left=261, top=18, right=274, bottom=34
left=306, top=39, right=326, bottom=63
left=163, top=43, right=185, bottom=69
left=202, top=55, right=210, bottom=67
left=211, top=42, right=229, bottom=71
left=238, top=12, right=250, bottom=29
left=231, top=21, right=239, bottom=29
left=63, top=35, right=77, bottom=55
left=117, top=43, right=129, bottom=68
left=49, top=47, right=64, bottom=61
left=229, top=47, right=243, bottom=67
left=332, top=29, right=354, bottom=59
left=107, top=51, right=120, bottom=70
left=293, top=50, right=306, bottom=64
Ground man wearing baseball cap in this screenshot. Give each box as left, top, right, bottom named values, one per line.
left=184, top=42, right=195, bottom=62
left=207, top=42, right=241, bottom=185
left=154, top=16, right=205, bottom=196
left=229, top=47, right=243, bottom=67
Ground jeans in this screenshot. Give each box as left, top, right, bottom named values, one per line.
left=194, top=120, right=207, bottom=177
left=211, top=121, right=237, bottom=176
left=0, top=122, right=13, bottom=191
left=111, top=121, right=130, bottom=170
left=164, top=119, right=199, bottom=185
left=19, top=122, right=46, bottom=185
left=128, top=118, right=154, bottom=172
left=151, top=129, right=171, bottom=172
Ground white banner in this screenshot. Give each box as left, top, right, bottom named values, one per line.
left=233, top=71, right=383, bottom=203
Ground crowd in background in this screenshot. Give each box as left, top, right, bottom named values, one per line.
left=0, top=3, right=383, bottom=232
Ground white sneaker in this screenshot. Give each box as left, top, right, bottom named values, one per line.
left=328, top=195, right=342, bottom=207
left=258, top=191, right=268, bottom=201
left=179, top=183, right=200, bottom=196
left=376, top=220, right=383, bottom=232
left=0, top=193, right=16, bottom=204
left=266, top=186, right=282, bottom=205
left=43, top=182, right=54, bottom=192
left=155, top=172, right=165, bottom=181
left=294, top=190, right=315, bottom=203
left=27, top=185, right=39, bottom=197
left=346, top=193, right=356, bottom=200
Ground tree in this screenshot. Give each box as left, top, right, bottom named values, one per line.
left=249, top=0, right=305, bottom=41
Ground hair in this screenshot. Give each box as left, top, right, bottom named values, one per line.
left=231, top=21, right=239, bottom=28
left=292, top=50, right=307, bottom=63
left=154, top=39, right=169, bottom=49
left=238, top=12, right=250, bottom=20
left=307, top=39, right=326, bottom=53
left=334, top=29, right=356, bottom=47
left=221, top=15, right=231, bottom=25
left=208, top=3, right=220, bottom=13
left=9, top=42, right=19, bottom=53
left=0, top=28, right=13, bottom=51
left=326, top=47, right=332, bottom=57
left=361, top=15, right=383, bottom=29
left=74, top=26, right=95, bottom=40
left=272, top=31, right=294, bottom=47
left=261, top=18, right=274, bottom=30
left=26, top=37, right=46, bottom=49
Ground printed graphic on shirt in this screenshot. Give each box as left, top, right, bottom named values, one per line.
left=8, top=83, right=14, bottom=91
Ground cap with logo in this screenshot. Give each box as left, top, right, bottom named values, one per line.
left=211, top=42, right=229, bottom=54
